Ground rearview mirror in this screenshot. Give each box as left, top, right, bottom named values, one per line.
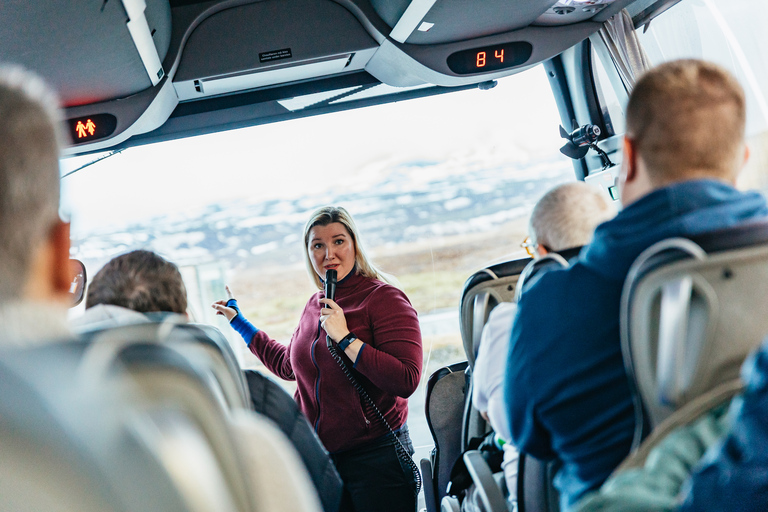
left=69, top=259, right=87, bottom=307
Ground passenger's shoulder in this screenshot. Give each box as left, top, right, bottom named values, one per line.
left=519, top=263, right=581, bottom=303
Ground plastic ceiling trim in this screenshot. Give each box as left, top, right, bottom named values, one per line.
left=61, top=78, right=179, bottom=156
left=123, top=0, right=166, bottom=85
left=389, top=0, right=437, bottom=43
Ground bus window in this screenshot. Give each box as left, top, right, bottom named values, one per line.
left=592, top=46, right=627, bottom=137
left=634, top=0, right=768, bottom=193
left=62, top=64, right=571, bottom=467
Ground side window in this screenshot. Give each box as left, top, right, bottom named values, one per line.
left=591, top=46, right=627, bottom=137
left=634, top=0, right=768, bottom=194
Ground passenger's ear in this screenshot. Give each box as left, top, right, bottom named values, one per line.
left=742, top=144, right=751, bottom=168
left=50, top=219, right=72, bottom=297
left=622, top=137, right=638, bottom=184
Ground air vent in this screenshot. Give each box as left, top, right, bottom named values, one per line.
left=174, top=56, right=353, bottom=101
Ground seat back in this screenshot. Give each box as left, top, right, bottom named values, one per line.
left=517, top=454, right=560, bottom=512
left=80, top=318, right=251, bottom=412
left=460, top=258, right=531, bottom=368
left=245, top=370, right=343, bottom=512
left=458, top=257, right=531, bottom=449
left=622, top=222, right=768, bottom=447
left=457, top=253, right=573, bottom=512
left=423, top=361, right=470, bottom=509
left=0, top=340, right=206, bottom=512
left=175, top=323, right=251, bottom=410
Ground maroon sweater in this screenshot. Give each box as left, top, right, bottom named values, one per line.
left=247, top=271, right=423, bottom=453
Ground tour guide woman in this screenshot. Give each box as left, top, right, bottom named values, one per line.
left=213, top=206, right=423, bottom=511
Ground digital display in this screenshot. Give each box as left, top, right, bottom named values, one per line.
left=608, top=185, right=620, bottom=201
left=67, top=113, right=117, bottom=144
left=446, top=42, right=533, bottom=75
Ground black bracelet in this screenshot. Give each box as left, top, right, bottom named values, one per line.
left=337, top=332, right=357, bottom=352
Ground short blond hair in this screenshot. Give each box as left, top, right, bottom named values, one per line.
left=302, top=206, right=391, bottom=289
left=626, top=59, right=746, bottom=184
left=529, top=182, right=613, bottom=251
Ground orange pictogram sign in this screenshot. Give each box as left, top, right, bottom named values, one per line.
left=75, top=119, right=97, bottom=139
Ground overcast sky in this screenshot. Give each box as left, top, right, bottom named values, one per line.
left=60, top=66, right=565, bottom=236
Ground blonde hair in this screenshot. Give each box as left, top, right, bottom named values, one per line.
left=626, top=59, right=746, bottom=184
left=302, top=206, right=392, bottom=289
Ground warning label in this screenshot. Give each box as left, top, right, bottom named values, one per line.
left=259, top=48, right=292, bottom=63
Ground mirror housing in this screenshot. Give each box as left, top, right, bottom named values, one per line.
left=69, top=259, right=87, bottom=307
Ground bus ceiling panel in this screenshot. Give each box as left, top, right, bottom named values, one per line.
left=534, top=0, right=628, bottom=27
left=61, top=79, right=178, bottom=157
left=369, top=0, right=411, bottom=29
left=0, top=0, right=171, bottom=108
left=366, top=22, right=600, bottom=87
left=378, top=0, right=641, bottom=46
left=113, top=73, right=478, bottom=151
left=398, top=0, right=554, bottom=45
left=172, top=0, right=378, bottom=100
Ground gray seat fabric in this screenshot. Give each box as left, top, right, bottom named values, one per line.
left=621, top=227, right=768, bottom=448
left=452, top=253, right=575, bottom=512
left=0, top=321, right=322, bottom=512
left=79, top=316, right=251, bottom=412
left=0, top=339, right=200, bottom=512
left=245, top=370, right=343, bottom=512
left=423, top=361, right=470, bottom=511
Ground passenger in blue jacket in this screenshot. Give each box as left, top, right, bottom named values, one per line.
left=677, top=337, right=768, bottom=511
left=503, top=59, right=768, bottom=510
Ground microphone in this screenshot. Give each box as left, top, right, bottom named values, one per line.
left=324, top=269, right=337, bottom=307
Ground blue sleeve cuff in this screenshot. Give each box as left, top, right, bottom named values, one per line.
left=227, top=298, right=259, bottom=344
left=352, top=343, right=366, bottom=368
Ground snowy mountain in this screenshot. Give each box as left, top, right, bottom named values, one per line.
left=71, top=155, right=573, bottom=273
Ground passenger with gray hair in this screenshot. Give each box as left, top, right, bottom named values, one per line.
left=527, top=182, right=615, bottom=258
left=462, top=182, right=614, bottom=512
left=0, top=65, right=73, bottom=346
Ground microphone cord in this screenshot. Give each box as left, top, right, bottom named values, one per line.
left=326, top=335, right=422, bottom=497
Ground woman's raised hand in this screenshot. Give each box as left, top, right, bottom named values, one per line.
left=211, top=285, right=239, bottom=322
left=319, top=298, right=350, bottom=342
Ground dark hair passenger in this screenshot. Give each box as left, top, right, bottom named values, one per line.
left=85, top=249, right=188, bottom=315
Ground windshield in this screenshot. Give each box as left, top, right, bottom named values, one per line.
left=61, top=64, right=571, bottom=464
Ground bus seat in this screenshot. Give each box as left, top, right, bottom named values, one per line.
left=178, top=323, right=251, bottom=409
left=422, top=361, right=470, bottom=512
left=517, top=454, right=561, bottom=512
left=78, top=322, right=322, bottom=512
left=462, top=450, right=509, bottom=511
left=0, top=340, right=209, bottom=512
left=621, top=221, right=768, bottom=448
left=460, top=258, right=530, bottom=369
left=244, top=369, right=344, bottom=512
left=453, top=253, right=574, bottom=512
left=80, top=318, right=251, bottom=412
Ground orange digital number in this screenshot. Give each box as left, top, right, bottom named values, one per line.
left=495, top=49, right=504, bottom=63
left=477, top=51, right=486, bottom=67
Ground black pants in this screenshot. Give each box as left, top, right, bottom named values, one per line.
left=332, top=426, right=418, bottom=512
